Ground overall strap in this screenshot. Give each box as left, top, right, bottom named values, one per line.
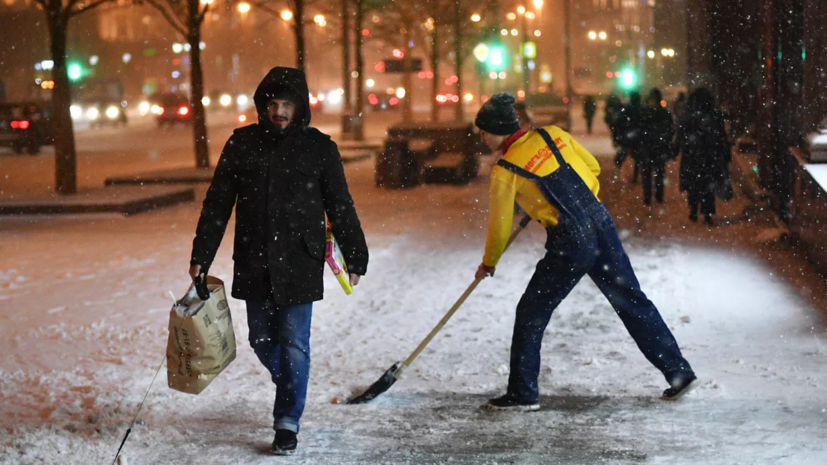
left=496, top=159, right=541, bottom=180
left=536, top=128, right=567, bottom=167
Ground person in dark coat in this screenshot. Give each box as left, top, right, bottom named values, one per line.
left=677, top=88, right=731, bottom=225
left=583, top=95, right=597, bottom=134
left=604, top=93, right=623, bottom=143
left=639, top=88, right=675, bottom=205
left=189, top=66, right=369, bottom=455
left=614, top=91, right=644, bottom=183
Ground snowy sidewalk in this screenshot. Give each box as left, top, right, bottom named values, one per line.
left=2, top=133, right=827, bottom=464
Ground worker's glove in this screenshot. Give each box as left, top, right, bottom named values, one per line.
left=476, top=263, right=496, bottom=280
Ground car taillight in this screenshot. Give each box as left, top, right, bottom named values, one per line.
left=178, top=106, right=189, bottom=116
left=10, top=120, right=30, bottom=130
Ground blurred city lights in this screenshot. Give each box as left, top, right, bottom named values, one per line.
left=219, top=94, right=233, bottom=107
left=366, top=79, right=375, bottom=88
left=510, top=29, right=519, bottom=36
left=507, top=12, right=517, bottom=20
left=533, top=0, right=543, bottom=8
left=314, top=14, right=327, bottom=27
left=122, top=53, right=131, bottom=64
left=498, top=71, right=507, bottom=79
left=471, top=14, right=481, bottom=22
left=501, top=29, right=508, bottom=36
left=237, top=2, right=250, bottom=13
left=89, top=55, right=99, bottom=66
left=280, top=10, right=293, bottom=21
left=396, top=87, right=406, bottom=99
left=525, top=11, right=535, bottom=19
left=105, top=106, right=120, bottom=119
left=534, top=30, right=541, bottom=37
left=598, top=31, right=607, bottom=40
left=202, top=96, right=211, bottom=106
left=517, top=6, right=526, bottom=14
left=647, top=50, right=655, bottom=59
left=237, top=94, right=249, bottom=106
left=464, top=93, right=474, bottom=102
left=588, top=31, right=597, bottom=40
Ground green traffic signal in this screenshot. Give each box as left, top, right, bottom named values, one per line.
left=68, top=63, right=83, bottom=81
left=488, top=45, right=506, bottom=72
left=620, top=67, right=636, bottom=89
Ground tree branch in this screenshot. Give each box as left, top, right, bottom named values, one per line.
left=143, top=0, right=188, bottom=36
left=68, top=0, right=116, bottom=18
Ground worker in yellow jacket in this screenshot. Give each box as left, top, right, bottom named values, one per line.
left=474, top=93, right=698, bottom=411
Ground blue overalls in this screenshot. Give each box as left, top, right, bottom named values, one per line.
left=497, top=128, right=695, bottom=402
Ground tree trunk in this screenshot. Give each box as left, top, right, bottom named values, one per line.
left=563, top=0, right=573, bottom=131
left=342, top=0, right=351, bottom=115
left=47, top=6, right=77, bottom=195
left=188, top=1, right=210, bottom=169
left=354, top=0, right=365, bottom=140
left=295, top=0, right=306, bottom=74
left=430, top=28, right=439, bottom=122
left=453, top=0, right=463, bottom=121
left=402, top=26, right=413, bottom=122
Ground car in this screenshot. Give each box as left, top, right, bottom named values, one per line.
left=150, top=93, right=192, bottom=127
left=71, top=101, right=127, bottom=128
left=0, top=102, right=54, bottom=154
left=523, top=92, right=570, bottom=130
left=367, top=93, right=400, bottom=112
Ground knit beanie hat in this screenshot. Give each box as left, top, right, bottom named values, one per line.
left=474, top=93, right=522, bottom=135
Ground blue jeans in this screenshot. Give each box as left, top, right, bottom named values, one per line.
left=507, top=204, right=695, bottom=402
left=246, top=299, right=312, bottom=433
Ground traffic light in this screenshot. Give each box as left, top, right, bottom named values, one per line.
left=488, top=44, right=506, bottom=72
left=619, top=67, right=636, bottom=89
left=68, top=63, right=84, bottom=81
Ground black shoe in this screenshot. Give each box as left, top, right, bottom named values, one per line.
left=704, top=214, right=714, bottom=226
left=482, top=394, right=539, bottom=412
left=689, top=212, right=698, bottom=222
left=272, top=430, right=298, bottom=456
left=661, top=375, right=700, bottom=401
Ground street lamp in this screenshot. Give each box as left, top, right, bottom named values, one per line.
left=237, top=1, right=250, bottom=14
left=280, top=10, right=293, bottom=21
left=470, top=13, right=481, bottom=22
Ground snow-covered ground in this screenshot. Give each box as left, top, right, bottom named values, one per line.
left=2, top=135, right=827, bottom=464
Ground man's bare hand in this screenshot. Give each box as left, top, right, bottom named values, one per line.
left=349, top=274, right=360, bottom=286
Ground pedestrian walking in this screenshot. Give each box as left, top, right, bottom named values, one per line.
left=639, top=88, right=675, bottom=205
left=604, top=93, right=623, bottom=142
left=189, top=67, right=369, bottom=455
left=472, top=93, right=698, bottom=411
left=677, top=88, right=732, bottom=225
left=583, top=95, right=597, bottom=134
left=614, top=91, right=644, bottom=183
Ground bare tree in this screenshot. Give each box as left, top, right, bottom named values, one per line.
left=33, top=0, right=118, bottom=194
left=142, top=0, right=211, bottom=168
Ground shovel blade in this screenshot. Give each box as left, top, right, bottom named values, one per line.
left=348, top=362, right=403, bottom=404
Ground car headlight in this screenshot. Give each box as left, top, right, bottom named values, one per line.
left=70, top=105, right=82, bottom=120
left=87, top=107, right=100, bottom=120
left=219, top=94, right=232, bottom=107
left=138, top=101, right=150, bottom=115
left=106, top=106, right=120, bottom=119
left=151, top=104, right=163, bottom=115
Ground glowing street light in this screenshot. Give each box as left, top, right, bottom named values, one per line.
left=588, top=31, right=597, bottom=40
left=470, top=13, right=481, bottom=22
left=533, top=0, right=544, bottom=8
left=598, top=31, right=607, bottom=40
left=237, top=2, right=250, bottom=14
left=517, top=5, right=526, bottom=14
left=314, top=14, right=327, bottom=26
left=507, top=12, right=517, bottom=20
left=647, top=50, right=655, bottom=59
left=281, top=10, right=293, bottom=21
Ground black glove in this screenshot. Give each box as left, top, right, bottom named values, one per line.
left=193, top=272, right=210, bottom=301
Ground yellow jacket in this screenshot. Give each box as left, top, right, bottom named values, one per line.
left=483, top=126, right=601, bottom=267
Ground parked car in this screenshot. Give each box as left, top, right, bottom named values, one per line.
left=524, top=92, right=569, bottom=130
left=0, top=102, right=53, bottom=154
left=367, top=93, right=400, bottom=112
left=149, top=93, right=192, bottom=127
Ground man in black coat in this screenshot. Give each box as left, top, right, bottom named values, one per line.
left=188, top=67, right=368, bottom=455
left=639, top=88, right=675, bottom=205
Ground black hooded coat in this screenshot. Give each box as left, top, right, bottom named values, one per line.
left=191, top=67, right=368, bottom=304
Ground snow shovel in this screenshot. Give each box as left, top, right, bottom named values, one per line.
left=348, top=214, right=533, bottom=404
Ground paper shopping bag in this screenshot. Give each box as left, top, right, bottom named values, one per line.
left=166, top=276, right=236, bottom=395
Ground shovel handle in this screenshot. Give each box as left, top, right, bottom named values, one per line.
left=402, top=213, right=532, bottom=369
